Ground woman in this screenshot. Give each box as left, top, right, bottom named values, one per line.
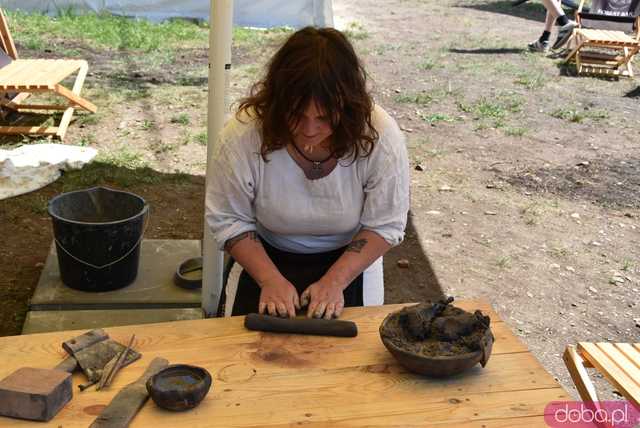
left=206, top=27, right=409, bottom=319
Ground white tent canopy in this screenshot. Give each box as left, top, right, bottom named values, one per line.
left=0, top=0, right=333, bottom=28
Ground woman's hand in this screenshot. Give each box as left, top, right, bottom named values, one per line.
left=259, top=279, right=300, bottom=318
left=300, top=280, right=345, bottom=319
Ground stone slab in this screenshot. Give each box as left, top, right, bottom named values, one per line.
left=30, top=240, right=202, bottom=310
left=22, top=308, right=204, bottom=334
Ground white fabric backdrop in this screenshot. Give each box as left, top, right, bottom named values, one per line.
left=0, top=0, right=333, bottom=27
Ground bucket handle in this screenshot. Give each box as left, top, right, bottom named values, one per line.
left=54, top=209, right=150, bottom=270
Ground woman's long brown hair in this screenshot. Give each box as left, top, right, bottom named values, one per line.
left=237, top=27, right=378, bottom=161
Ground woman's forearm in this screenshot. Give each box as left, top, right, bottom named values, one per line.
left=321, top=229, right=391, bottom=289
left=225, top=232, right=284, bottom=287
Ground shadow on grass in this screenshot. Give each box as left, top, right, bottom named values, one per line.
left=455, top=0, right=548, bottom=22
left=554, top=59, right=626, bottom=81
left=624, top=86, right=640, bottom=98
left=449, top=47, right=526, bottom=54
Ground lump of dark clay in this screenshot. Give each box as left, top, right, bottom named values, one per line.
left=391, top=298, right=492, bottom=356
left=430, top=310, right=491, bottom=342
left=402, top=296, right=453, bottom=340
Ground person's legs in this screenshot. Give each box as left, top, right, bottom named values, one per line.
left=529, top=10, right=554, bottom=52
left=544, top=0, right=577, bottom=49
left=542, top=0, right=564, bottom=18
left=544, top=8, right=556, bottom=32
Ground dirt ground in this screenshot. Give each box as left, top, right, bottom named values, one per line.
left=1, top=0, right=639, bottom=402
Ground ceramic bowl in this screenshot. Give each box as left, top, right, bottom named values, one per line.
left=379, top=308, right=494, bottom=378
left=146, top=364, right=212, bottom=411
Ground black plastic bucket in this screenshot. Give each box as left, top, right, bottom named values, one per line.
left=47, top=187, right=148, bottom=292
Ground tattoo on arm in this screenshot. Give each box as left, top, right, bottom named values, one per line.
left=346, top=239, right=368, bottom=253
left=224, top=231, right=259, bottom=252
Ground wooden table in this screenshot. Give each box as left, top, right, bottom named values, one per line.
left=0, top=301, right=569, bottom=427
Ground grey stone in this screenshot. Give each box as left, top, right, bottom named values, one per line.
left=22, top=308, right=203, bottom=334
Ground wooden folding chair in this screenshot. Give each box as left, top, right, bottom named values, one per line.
left=564, top=343, right=640, bottom=411
left=565, top=0, right=640, bottom=77
left=0, top=8, right=97, bottom=140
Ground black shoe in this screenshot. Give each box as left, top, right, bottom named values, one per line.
left=528, top=39, right=550, bottom=53
left=552, top=20, right=577, bottom=50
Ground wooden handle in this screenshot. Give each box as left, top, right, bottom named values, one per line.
left=244, top=313, right=358, bottom=337
left=90, top=357, right=169, bottom=428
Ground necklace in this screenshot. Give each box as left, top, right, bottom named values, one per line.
left=290, top=142, right=334, bottom=173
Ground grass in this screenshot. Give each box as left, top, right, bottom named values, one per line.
left=14, top=195, right=49, bottom=215
left=60, top=162, right=190, bottom=190
left=194, top=131, right=208, bottom=146
left=418, top=112, right=456, bottom=124
left=96, top=147, right=148, bottom=169
left=514, top=71, right=546, bottom=90
left=549, top=246, right=569, bottom=258
left=520, top=202, right=542, bottom=225
left=140, top=120, right=155, bottom=131
left=233, top=26, right=293, bottom=48
left=171, top=113, right=191, bottom=125
left=7, top=9, right=290, bottom=55
left=496, top=256, right=511, bottom=269
left=76, top=113, right=101, bottom=126
left=419, top=55, right=440, bottom=70
left=504, top=127, right=528, bottom=137
left=621, top=259, right=634, bottom=272
left=393, top=92, right=435, bottom=106
left=78, top=134, right=97, bottom=146
left=150, top=140, right=178, bottom=154
left=550, top=107, right=610, bottom=123
left=457, top=93, right=524, bottom=129
left=7, top=9, right=208, bottom=52
left=343, top=21, right=369, bottom=41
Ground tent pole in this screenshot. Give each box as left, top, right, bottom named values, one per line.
left=202, top=0, right=233, bottom=317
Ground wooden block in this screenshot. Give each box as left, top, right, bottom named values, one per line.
left=0, top=367, right=72, bottom=421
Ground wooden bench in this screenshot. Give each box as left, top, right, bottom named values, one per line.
left=0, top=8, right=97, bottom=140
left=564, top=342, right=640, bottom=409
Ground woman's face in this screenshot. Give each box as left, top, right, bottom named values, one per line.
left=290, top=101, right=334, bottom=149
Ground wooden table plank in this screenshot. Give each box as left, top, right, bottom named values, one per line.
left=38, top=386, right=567, bottom=428
left=0, top=301, right=566, bottom=427
left=235, top=414, right=562, bottom=428
left=596, top=343, right=640, bottom=389
left=0, top=321, right=527, bottom=378
left=616, top=343, right=640, bottom=370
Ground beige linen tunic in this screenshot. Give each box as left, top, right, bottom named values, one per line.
left=205, top=105, right=410, bottom=305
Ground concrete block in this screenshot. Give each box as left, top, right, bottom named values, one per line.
left=0, top=367, right=72, bottom=421
left=30, top=239, right=201, bottom=310
left=22, top=308, right=204, bottom=334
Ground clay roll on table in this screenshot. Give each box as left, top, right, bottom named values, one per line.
left=244, top=313, right=358, bottom=337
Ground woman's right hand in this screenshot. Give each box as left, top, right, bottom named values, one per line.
left=258, top=279, right=300, bottom=318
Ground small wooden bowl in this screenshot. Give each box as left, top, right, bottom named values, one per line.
left=146, top=365, right=212, bottom=411
left=379, top=308, right=494, bottom=378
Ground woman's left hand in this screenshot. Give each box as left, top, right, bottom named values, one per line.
left=300, top=281, right=345, bottom=319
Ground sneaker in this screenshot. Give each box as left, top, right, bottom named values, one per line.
left=528, top=39, right=549, bottom=53
left=552, top=20, right=577, bottom=50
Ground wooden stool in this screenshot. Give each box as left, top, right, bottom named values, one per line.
left=564, top=342, right=640, bottom=410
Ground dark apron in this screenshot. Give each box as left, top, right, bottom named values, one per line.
left=231, top=238, right=364, bottom=316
